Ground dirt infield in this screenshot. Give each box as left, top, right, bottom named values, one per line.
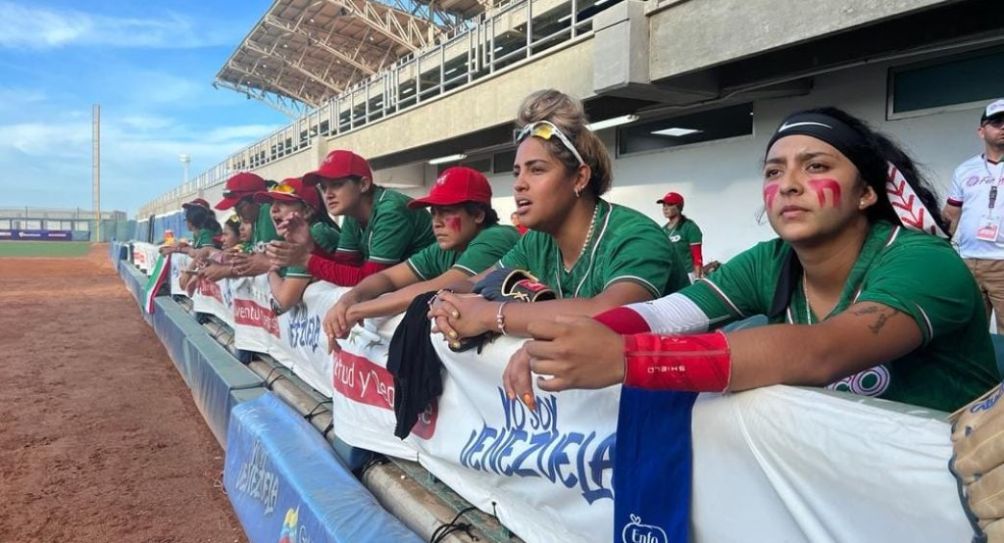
left=0, top=245, right=247, bottom=542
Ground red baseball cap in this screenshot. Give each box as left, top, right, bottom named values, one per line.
left=182, top=198, right=211, bottom=210
left=657, top=192, right=684, bottom=206
left=303, top=150, right=373, bottom=185
left=215, top=172, right=268, bottom=210
left=252, top=178, right=321, bottom=211
left=408, top=166, right=492, bottom=209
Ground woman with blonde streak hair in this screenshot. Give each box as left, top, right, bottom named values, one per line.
left=428, top=89, right=690, bottom=352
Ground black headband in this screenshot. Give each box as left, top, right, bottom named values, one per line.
left=765, top=112, right=872, bottom=175
left=764, top=112, right=948, bottom=317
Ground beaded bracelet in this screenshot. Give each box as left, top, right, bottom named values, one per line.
left=496, top=301, right=509, bottom=336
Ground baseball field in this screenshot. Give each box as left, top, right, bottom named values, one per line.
left=0, top=244, right=246, bottom=541
left=0, top=240, right=94, bottom=258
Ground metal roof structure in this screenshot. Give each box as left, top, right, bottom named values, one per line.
left=215, top=0, right=489, bottom=116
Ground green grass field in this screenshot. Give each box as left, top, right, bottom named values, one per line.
left=0, top=241, right=93, bottom=258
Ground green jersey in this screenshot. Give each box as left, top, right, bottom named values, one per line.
left=252, top=203, right=279, bottom=253
left=407, top=225, right=520, bottom=280
left=663, top=217, right=702, bottom=270
left=278, top=221, right=340, bottom=279
left=681, top=220, right=998, bottom=412
left=499, top=200, right=688, bottom=299
left=192, top=228, right=218, bottom=249
left=336, top=187, right=435, bottom=264
left=311, top=221, right=341, bottom=254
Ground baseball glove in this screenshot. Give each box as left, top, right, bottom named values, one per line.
left=450, top=269, right=555, bottom=352
left=951, top=383, right=1004, bottom=542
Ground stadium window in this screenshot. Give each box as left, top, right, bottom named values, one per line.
left=0, top=220, right=9, bottom=230
left=24, top=220, right=41, bottom=230
left=618, top=103, right=754, bottom=156
left=888, top=47, right=1004, bottom=119
left=76, top=221, right=89, bottom=231
left=492, top=149, right=517, bottom=174
left=462, top=156, right=492, bottom=174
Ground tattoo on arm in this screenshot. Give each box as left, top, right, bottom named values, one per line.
left=865, top=308, right=900, bottom=335
left=850, top=305, right=882, bottom=316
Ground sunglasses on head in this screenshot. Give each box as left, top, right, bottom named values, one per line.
left=514, top=121, right=586, bottom=167
left=270, top=182, right=297, bottom=195
left=223, top=190, right=255, bottom=201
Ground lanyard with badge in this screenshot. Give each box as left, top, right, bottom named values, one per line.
left=976, top=158, right=1004, bottom=242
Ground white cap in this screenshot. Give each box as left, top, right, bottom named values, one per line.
left=984, top=99, right=1004, bottom=122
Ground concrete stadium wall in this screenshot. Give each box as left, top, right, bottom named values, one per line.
left=646, top=0, right=951, bottom=81
left=153, top=55, right=987, bottom=262
left=318, top=39, right=596, bottom=161
left=482, top=58, right=989, bottom=262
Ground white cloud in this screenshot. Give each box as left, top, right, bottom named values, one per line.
left=0, top=2, right=235, bottom=50
left=0, top=114, right=280, bottom=213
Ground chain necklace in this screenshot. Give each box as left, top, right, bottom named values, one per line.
left=564, top=201, right=600, bottom=272
left=802, top=273, right=813, bottom=324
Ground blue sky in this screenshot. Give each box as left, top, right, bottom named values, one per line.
left=0, top=0, right=286, bottom=215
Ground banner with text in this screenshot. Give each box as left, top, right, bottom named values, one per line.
left=149, top=269, right=972, bottom=543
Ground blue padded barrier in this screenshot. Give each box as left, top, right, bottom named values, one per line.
left=185, top=333, right=265, bottom=447
left=224, top=393, right=422, bottom=543
left=331, top=435, right=372, bottom=473
left=120, top=264, right=151, bottom=323
left=152, top=298, right=198, bottom=383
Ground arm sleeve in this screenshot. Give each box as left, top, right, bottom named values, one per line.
left=854, top=239, right=979, bottom=344
left=689, top=243, right=703, bottom=269
left=307, top=256, right=391, bottom=286
left=368, top=208, right=418, bottom=264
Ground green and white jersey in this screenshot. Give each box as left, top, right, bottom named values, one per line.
left=407, top=225, right=520, bottom=280
left=252, top=203, right=279, bottom=253
left=192, top=228, right=218, bottom=249
left=663, top=217, right=702, bottom=269
left=336, top=187, right=435, bottom=264
left=681, top=220, right=998, bottom=412
left=499, top=199, right=688, bottom=299
left=311, top=221, right=341, bottom=254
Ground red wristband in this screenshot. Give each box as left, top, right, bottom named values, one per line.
left=593, top=306, right=651, bottom=334
left=623, top=331, right=731, bottom=392
left=689, top=243, right=703, bottom=270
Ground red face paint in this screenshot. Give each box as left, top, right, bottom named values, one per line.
left=445, top=216, right=462, bottom=232
left=808, top=179, right=842, bottom=208
left=763, top=182, right=780, bottom=210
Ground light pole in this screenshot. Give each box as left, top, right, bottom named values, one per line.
left=179, top=153, right=191, bottom=186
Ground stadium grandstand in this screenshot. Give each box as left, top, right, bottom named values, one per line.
left=139, top=0, right=1004, bottom=263
left=121, top=0, right=1004, bottom=541
left=0, top=207, right=130, bottom=242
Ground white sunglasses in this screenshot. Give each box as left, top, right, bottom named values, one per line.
left=514, top=121, right=586, bottom=167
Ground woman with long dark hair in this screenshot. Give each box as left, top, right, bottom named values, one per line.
left=507, top=107, right=998, bottom=413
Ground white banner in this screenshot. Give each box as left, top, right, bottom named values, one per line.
left=159, top=277, right=973, bottom=543
left=170, top=253, right=191, bottom=296
left=270, top=283, right=344, bottom=397
left=229, top=274, right=282, bottom=360
left=326, top=303, right=970, bottom=543
left=131, top=242, right=160, bottom=275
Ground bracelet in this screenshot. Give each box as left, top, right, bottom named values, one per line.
left=427, top=288, right=454, bottom=307
left=496, top=301, right=509, bottom=336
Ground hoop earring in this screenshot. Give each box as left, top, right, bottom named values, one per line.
left=574, top=187, right=582, bottom=198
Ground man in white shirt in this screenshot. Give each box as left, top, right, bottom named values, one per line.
left=943, top=99, right=1004, bottom=332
